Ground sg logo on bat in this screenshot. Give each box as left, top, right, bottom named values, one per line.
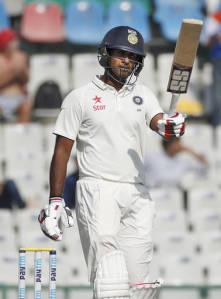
left=167, top=65, right=192, bottom=93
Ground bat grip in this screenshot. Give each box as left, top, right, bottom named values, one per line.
left=168, top=94, right=180, bottom=116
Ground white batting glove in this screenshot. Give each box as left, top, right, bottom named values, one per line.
left=157, top=112, right=186, bottom=138
left=38, top=197, right=74, bottom=241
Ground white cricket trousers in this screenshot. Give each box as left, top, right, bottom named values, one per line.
left=75, top=178, right=155, bottom=285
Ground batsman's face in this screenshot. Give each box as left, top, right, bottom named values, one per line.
left=110, top=49, right=138, bottom=79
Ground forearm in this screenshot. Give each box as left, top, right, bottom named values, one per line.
left=15, top=67, right=29, bottom=85
left=49, top=136, right=74, bottom=198
left=185, top=148, right=207, bottom=164
left=150, top=113, right=163, bottom=131
left=49, top=153, right=68, bottom=197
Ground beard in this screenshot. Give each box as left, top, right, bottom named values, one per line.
left=110, top=66, right=133, bottom=82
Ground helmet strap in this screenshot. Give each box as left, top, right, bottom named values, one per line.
left=106, top=65, right=138, bottom=86
left=98, top=47, right=143, bottom=86
left=106, top=52, right=141, bottom=86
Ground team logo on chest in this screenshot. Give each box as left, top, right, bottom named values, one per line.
left=132, top=96, right=143, bottom=105
left=92, top=96, right=106, bottom=111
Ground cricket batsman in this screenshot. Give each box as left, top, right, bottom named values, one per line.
left=38, top=26, right=186, bottom=298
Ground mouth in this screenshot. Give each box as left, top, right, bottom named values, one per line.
left=120, top=66, right=130, bottom=70
left=119, top=67, right=132, bottom=74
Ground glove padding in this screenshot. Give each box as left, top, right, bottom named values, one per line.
left=38, top=198, right=74, bottom=241
left=157, top=112, right=186, bottom=138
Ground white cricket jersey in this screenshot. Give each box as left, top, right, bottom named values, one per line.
left=54, top=75, right=163, bottom=183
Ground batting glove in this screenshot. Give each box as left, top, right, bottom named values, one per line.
left=157, top=112, right=186, bottom=138
left=38, top=197, right=74, bottom=241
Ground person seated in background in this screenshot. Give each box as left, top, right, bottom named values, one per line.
left=0, top=161, right=26, bottom=209
left=204, top=7, right=221, bottom=126
left=144, top=138, right=208, bottom=188
left=0, top=29, right=31, bottom=123
left=0, top=179, right=26, bottom=209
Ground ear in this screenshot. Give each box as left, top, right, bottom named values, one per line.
left=134, top=57, right=144, bottom=76
left=134, top=63, right=143, bottom=76
left=98, top=46, right=108, bottom=68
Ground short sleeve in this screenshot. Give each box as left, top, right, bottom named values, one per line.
left=143, top=86, right=163, bottom=126
left=53, top=90, right=83, bottom=140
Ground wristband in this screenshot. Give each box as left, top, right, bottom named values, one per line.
left=49, top=196, right=63, bottom=203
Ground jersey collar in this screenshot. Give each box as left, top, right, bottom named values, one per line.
left=92, top=75, right=135, bottom=93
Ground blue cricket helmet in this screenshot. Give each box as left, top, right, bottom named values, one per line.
left=99, top=26, right=146, bottom=58
left=98, top=26, right=146, bottom=81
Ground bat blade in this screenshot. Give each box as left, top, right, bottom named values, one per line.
left=167, top=19, right=203, bottom=114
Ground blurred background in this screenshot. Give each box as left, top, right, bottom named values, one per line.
left=0, top=0, right=221, bottom=298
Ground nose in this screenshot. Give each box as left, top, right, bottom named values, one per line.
left=124, top=57, right=130, bottom=64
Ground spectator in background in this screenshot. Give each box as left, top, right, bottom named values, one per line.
left=204, top=7, right=221, bottom=126
left=0, top=29, right=31, bottom=123
left=144, top=138, right=208, bottom=188
left=0, top=179, right=26, bottom=209
left=0, top=161, right=26, bottom=209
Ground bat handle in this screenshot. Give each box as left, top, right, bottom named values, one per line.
left=168, top=93, right=180, bottom=116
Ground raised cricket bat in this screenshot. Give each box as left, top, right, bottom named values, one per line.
left=167, top=19, right=203, bottom=115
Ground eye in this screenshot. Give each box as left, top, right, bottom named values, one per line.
left=129, top=54, right=137, bottom=60
left=118, top=50, right=124, bottom=56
